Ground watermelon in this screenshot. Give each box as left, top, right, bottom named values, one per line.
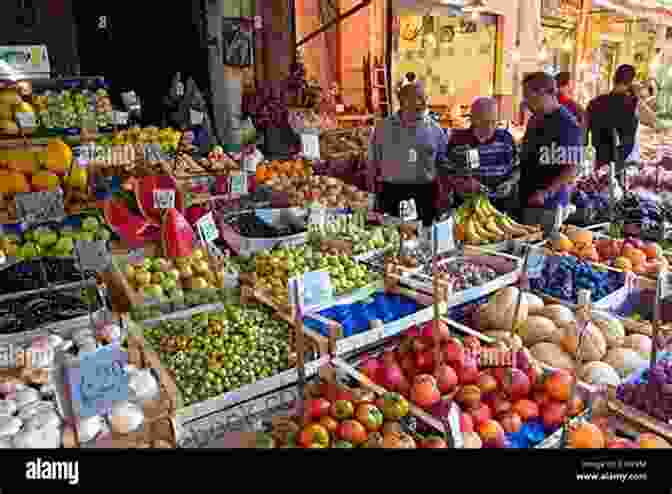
left=162, top=208, right=195, bottom=258
left=134, top=175, right=184, bottom=226
left=103, top=199, right=159, bottom=247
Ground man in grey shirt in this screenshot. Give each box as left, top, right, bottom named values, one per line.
left=367, top=82, right=449, bottom=226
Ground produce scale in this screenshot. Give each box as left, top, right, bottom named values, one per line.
left=1, top=78, right=672, bottom=452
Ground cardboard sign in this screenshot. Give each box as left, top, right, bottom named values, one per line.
left=467, top=148, right=480, bottom=169
left=153, top=189, right=176, bottom=209
left=432, top=218, right=455, bottom=255
left=229, top=173, right=248, bottom=196
left=66, top=343, right=129, bottom=418
left=399, top=199, right=418, bottom=221
left=300, top=133, right=320, bottom=160
left=289, top=270, right=333, bottom=310
left=75, top=240, right=111, bottom=272
left=15, top=112, right=37, bottom=129
left=190, top=110, right=204, bottom=126
left=15, top=190, right=65, bottom=224
left=196, top=212, right=219, bottom=243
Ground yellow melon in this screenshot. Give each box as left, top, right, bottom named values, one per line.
left=45, top=139, right=72, bottom=175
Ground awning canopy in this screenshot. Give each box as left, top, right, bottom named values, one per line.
left=594, top=0, right=672, bottom=26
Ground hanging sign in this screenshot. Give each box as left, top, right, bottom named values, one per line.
left=153, top=189, right=176, bottom=209
left=65, top=343, right=129, bottom=418
left=196, top=212, right=219, bottom=244
left=15, top=190, right=65, bottom=224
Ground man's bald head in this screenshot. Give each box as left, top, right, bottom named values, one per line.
left=470, top=97, right=498, bottom=141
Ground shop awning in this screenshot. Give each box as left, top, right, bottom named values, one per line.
left=593, top=0, right=672, bottom=25
left=390, top=0, right=463, bottom=16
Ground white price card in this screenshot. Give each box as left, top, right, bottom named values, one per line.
left=111, top=111, right=129, bottom=126
left=242, top=149, right=263, bottom=173
left=467, top=148, right=480, bottom=169
left=658, top=270, right=672, bottom=301
left=300, top=133, right=320, bottom=160
left=408, top=148, right=417, bottom=163
left=229, top=173, right=248, bottom=196
left=433, top=217, right=456, bottom=255
left=153, top=189, right=175, bottom=209
left=74, top=240, right=111, bottom=272
left=196, top=212, right=219, bottom=244
left=176, top=82, right=185, bottom=97
left=190, top=110, right=204, bottom=126
left=15, top=112, right=37, bottom=129
left=399, top=199, right=418, bottom=221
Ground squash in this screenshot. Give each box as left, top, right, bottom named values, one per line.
left=483, top=331, right=523, bottom=350
left=591, top=311, right=625, bottom=348
left=603, top=348, right=647, bottom=378
left=519, top=316, right=560, bottom=346
left=579, top=361, right=621, bottom=387
left=623, top=334, right=652, bottom=359
left=539, top=305, right=575, bottom=326
left=559, top=321, right=607, bottom=362
left=524, top=292, right=545, bottom=314
left=529, top=342, right=575, bottom=370
left=485, top=287, right=527, bottom=331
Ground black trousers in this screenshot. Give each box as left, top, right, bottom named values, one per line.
left=378, top=182, right=436, bottom=226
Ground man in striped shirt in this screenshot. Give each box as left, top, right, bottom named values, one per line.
left=441, top=97, right=519, bottom=212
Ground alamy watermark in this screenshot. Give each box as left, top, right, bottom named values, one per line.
left=539, top=142, right=593, bottom=166
left=25, top=458, right=79, bottom=485
left=76, top=143, right=171, bottom=164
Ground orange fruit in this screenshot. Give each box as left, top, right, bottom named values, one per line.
left=568, top=422, right=605, bottom=448
left=626, top=249, right=647, bottom=266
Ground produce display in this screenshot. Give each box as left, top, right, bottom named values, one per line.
left=455, top=195, right=540, bottom=245
left=33, top=88, right=114, bottom=130
left=319, top=127, right=371, bottom=159
left=96, top=127, right=181, bottom=154
left=261, top=174, right=369, bottom=209
left=254, top=245, right=378, bottom=304
left=550, top=227, right=667, bottom=276
left=288, top=109, right=338, bottom=132
left=143, top=305, right=293, bottom=406
left=309, top=219, right=399, bottom=256
left=611, top=193, right=672, bottom=237
left=255, top=160, right=313, bottom=184
left=618, top=353, right=672, bottom=423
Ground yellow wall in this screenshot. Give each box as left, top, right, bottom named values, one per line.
left=392, top=15, right=497, bottom=107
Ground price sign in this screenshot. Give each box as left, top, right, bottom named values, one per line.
left=467, top=148, right=480, bottom=169
left=289, top=270, right=333, bottom=310
left=153, top=189, right=176, bottom=209
left=111, top=111, right=129, bottom=126
left=399, top=199, right=418, bottom=222
left=197, top=212, right=219, bottom=244
left=15, top=112, right=37, bottom=129
left=432, top=217, right=455, bottom=255
left=300, top=133, right=320, bottom=160
left=65, top=343, right=129, bottom=418
left=15, top=190, right=65, bottom=224
left=74, top=240, right=111, bottom=271
left=190, top=110, right=204, bottom=125
left=526, top=247, right=546, bottom=279
left=229, top=173, right=248, bottom=196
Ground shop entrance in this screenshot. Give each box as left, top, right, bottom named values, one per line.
left=72, top=0, right=210, bottom=127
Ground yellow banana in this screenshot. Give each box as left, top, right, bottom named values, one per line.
left=473, top=218, right=498, bottom=242
left=495, top=216, right=528, bottom=237
left=464, top=218, right=482, bottom=244
left=474, top=197, right=493, bottom=224
left=484, top=219, right=507, bottom=239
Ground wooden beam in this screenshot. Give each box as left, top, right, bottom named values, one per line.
left=297, top=0, right=371, bottom=47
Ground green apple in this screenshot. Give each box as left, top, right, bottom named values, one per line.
left=54, top=237, right=74, bottom=254
left=142, top=258, right=154, bottom=271
left=143, top=284, right=164, bottom=299
left=165, top=269, right=180, bottom=282
left=161, top=278, right=177, bottom=292
left=95, top=228, right=111, bottom=241
left=81, top=217, right=99, bottom=232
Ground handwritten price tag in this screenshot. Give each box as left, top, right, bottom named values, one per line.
left=254, top=15, right=263, bottom=29
left=197, top=212, right=219, bottom=244
left=66, top=343, right=129, bottom=418
left=153, top=189, right=176, bottom=209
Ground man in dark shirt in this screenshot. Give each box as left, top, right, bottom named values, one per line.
left=586, top=64, right=657, bottom=167
left=441, top=97, right=518, bottom=211
left=555, top=72, right=584, bottom=126
left=519, top=72, right=582, bottom=229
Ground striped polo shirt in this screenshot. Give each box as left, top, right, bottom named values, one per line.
left=444, top=128, right=517, bottom=188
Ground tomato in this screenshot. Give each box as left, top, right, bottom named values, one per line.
left=329, top=400, right=354, bottom=420
left=299, top=423, right=330, bottom=448
left=337, top=420, right=368, bottom=445
left=305, top=398, right=331, bottom=420
left=355, top=404, right=384, bottom=432
left=319, top=415, right=339, bottom=435
left=381, top=392, right=410, bottom=421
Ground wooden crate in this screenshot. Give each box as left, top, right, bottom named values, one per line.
left=607, top=388, right=672, bottom=444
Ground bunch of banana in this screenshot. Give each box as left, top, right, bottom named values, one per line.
left=456, top=195, right=540, bottom=245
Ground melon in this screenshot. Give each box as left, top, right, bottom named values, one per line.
left=623, top=334, right=652, bottom=359
left=539, top=305, right=575, bottom=326
left=603, top=348, right=647, bottom=378
left=162, top=208, right=195, bottom=259
left=524, top=293, right=545, bottom=314
left=519, top=316, right=560, bottom=346
left=134, top=175, right=184, bottom=226
left=591, top=311, right=625, bottom=348
left=486, top=287, right=527, bottom=331
left=559, top=321, right=607, bottom=362
left=529, top=342, right=574, bottom=370
left=579, top=361, right=621, bottom=387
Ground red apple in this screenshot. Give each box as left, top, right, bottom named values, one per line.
left=532, top=390, right=551, bottom=408
left=415, top=350, right=434, bottom=372
left=527, top=365, right=544, bottom=391
left=477, top=372, right=498, bottom=394
left=502, top=368, right=531, bottom=401
left=500, top=412, right=523, bottom=433
left=491, top=393, right=513, bottom=417
left=381, top=350, right=398, bottom=366
left=457, top=355, right=479, bottom=385
left=470, top=402, right=493, bottom=426
left=306, top=398, right=331, bottom=420
left=442, top=338, right=465, bottom=368
left=541, top=400, right=568, bottom=431
left=435, top=364, right=458, bottom=394
left=477, top=419, right=506, bottom=448
left=400, top=354, right=417, bottom=380
left=460, top=413, right=474, bottom=433
left=412, top=338, right=429, bottom=354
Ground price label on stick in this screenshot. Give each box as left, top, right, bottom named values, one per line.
left=467, top=148, right=480, bottom=169
left=229, top=173, right=248, bottom=196
left=153, top=189, right=175, bottom=209
left=300, top=133, right=320, bottom=160
left=66, top=343, right=129, bottom=418
left=399, top=199, right=418, bottom=222
left=15, top=190, right=65, bottom=224
left=432, top=218, right=455, bottom=255
left=75, top=240, right=111, bottom=272
left=16, top=112, right=37, bottom=129
left=196, top=212, right=219, bottom=244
